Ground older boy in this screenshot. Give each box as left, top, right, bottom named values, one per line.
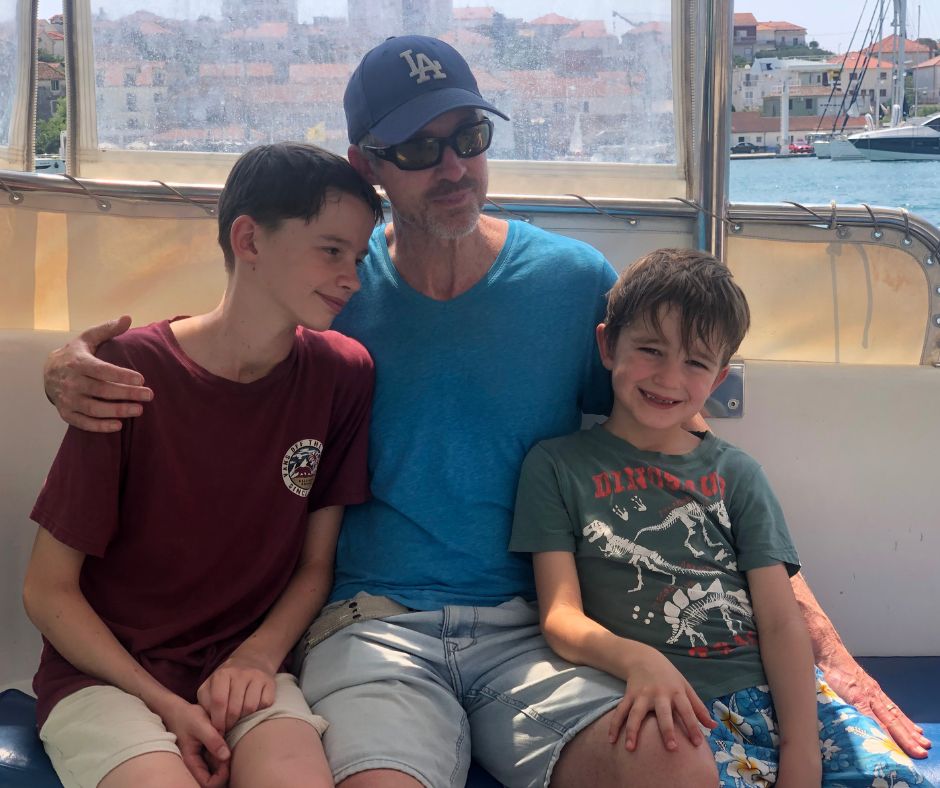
left=23, top=143, right=382, bottom=788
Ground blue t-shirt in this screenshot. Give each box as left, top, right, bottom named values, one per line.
left=331, top=220, right=617, bottom=609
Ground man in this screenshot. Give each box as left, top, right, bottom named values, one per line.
left=44, top=36, right=930, bottom=788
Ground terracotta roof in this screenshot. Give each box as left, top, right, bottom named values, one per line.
left=138, top=21, right=171, bottom=35
left=224, top=22, right=289, bottom=40
left=915, top=54, right=940, bottom=69
left=452, top=6, right=494, bottom=21
left=562, top=21, right=610, bottom=39
left=758, top=21, right=807, bottom=33
left=199, top=62, right=275, bottom=79
left=867, top=35, right=933, bottom=54
left=37, top=61, right=64, bottom=80
left=733, top=13, right=758, bottom=27
left=829, top=53, right=895, bottom=70
left=494, top=69, right=630, bottom=99
left=439, top=29, right=491, bottom=47
left=625, top=22, right=669, bottom=35
left=45, top=31, right=64, bottom=40
left=531, top=13, right=576, bottom=26
left=731, top=112, right=867, bottom=133
left=288, top=63, right=351, bottom=83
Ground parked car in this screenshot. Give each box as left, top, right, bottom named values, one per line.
left=731, top=141, right=758, bottom=153
left=788, top=142, right=813, bottom=154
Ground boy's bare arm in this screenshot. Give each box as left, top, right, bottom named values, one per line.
left=790, top=572, right=931, bottom=758
left=748, top=564, right=821, bottom=788
left=197, top=505, right=343, bottom=733
left=533, top=551, right=714, bottom=752
left=43, top=316, right=154, bottom=433
left=22, top=528, right=230, bottom=786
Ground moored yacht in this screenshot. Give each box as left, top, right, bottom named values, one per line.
left=849, top=112, right=940, bottom=161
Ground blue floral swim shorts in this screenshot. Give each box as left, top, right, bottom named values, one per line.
left=707, top=668, right=933, bottom=787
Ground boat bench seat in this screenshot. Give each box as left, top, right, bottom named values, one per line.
left=2, top=658, right=938, bottom=787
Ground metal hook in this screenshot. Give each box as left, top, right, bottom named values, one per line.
left=900, top=208, right=913, bottom=247
left=671, top=196, right=734, bottom=227
left=861, top=203, right=883, bottom=240
left=565, top=194, right=638, bottom=227
left=485, top=197, right=532, bottom=223
left=154, top=180, right=216, bottom=216
left=782, top=200, right=827, bottom=224
left=61, top=174, right=111, bottom=212
left=0, top=174, right=24, bottom=204
left=829, top=200, right=838, bottom=231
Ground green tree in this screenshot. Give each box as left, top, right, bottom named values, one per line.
left=36, top=97, right=66, bottom=155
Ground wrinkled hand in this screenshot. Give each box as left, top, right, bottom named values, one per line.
left=43, top=315, right=153, bottom=432
left=608, top=648, right=716, bottom=752
left=159, top=695, right=231, bottom=787
left=197, top=653, right=277, bottom=734
left=822, top=658, right=930, bottom=759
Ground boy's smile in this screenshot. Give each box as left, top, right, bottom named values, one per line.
left=597, top=307, right=729, bottom=453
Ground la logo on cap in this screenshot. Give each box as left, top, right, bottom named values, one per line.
left=400, top=49, right=447, bottom=84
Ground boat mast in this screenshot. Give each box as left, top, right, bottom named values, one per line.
left=892, top=0, right=906, bottom=119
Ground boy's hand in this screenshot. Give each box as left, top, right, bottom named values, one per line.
left=197, top=652, right=277, bottom=733
left=608, top=647, right=717, bottom=751
left=43, top=315, right=154, bottom=432
left=156, top=694, right=231, bottom=787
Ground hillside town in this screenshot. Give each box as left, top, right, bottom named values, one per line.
left=23, top=4, right=940, bottom=160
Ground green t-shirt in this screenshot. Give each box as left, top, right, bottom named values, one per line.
left=510, top=425, right=800, bottom=701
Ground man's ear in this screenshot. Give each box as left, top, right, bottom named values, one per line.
left=230, top=215, right=260, bottom=264
left=596, top=323, right=614, bottom=370
left=348, top=145, right=379, bottom=183
left=710, top=365, right=731, bottom=393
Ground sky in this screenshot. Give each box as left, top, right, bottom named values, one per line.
left=35, top=1, right=940, bottom=56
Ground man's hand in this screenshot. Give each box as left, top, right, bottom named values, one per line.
left=157, top=694, right=231, bottom=787
left=197, top=652, right=277, bottom=734
left=43, top=315, right=154, bottom=432
left=822, top=657, right=931, bottom=759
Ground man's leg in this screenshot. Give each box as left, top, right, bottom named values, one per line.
left=464, top=598, right=716, bottom=788
left=299, top=603, right=472, bottom=788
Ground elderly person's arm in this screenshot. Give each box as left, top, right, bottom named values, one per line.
left=791, top=572, right=931, bottom=759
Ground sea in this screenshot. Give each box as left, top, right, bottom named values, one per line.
left=730, top=157, right=940, bottom=230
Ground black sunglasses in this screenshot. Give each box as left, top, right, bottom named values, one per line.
left=362, top=118, right=494, bottom=171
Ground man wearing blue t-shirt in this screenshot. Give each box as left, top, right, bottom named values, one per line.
left=44, top=35, right=931, bottom=788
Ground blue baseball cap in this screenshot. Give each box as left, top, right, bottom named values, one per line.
left=344, top=35, right=509, bottom=145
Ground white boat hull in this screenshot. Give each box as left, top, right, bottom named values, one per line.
left=828, top=138, right=864, bottom=160
left=813, top=140, right=831, bottom=159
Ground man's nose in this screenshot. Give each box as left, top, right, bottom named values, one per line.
left=436, top=144, right=468, bottom=180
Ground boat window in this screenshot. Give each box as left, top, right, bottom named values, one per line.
left=728, top=235, right=929, bottom=365
left=0, top=0, right=27, bottom=169
left=69, top=0, right=686, bottom=197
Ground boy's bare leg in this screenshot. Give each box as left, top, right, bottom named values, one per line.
left=230, top=717, right=332, bottom=788
left=98, top=752, right=201, bottom=788
left=339, top=771, right=424, bottom=787
left=551, top=711, right=717, bottom=788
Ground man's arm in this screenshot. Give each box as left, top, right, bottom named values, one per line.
left=44, top=316, right=154, bottom=432
left=791, top=571, right=931, bottom=758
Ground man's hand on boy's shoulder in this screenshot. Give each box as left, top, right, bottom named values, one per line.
left=44, top=315, right=154, bottom=432
left=197, top=651, right=278, bottom=734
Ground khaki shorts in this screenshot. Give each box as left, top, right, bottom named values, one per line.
left=40, top=673, right=327, bottom=788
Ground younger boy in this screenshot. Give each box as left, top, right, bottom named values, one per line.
left=510, top=249, right=932, bottom=787
left=23, top=142, right=383, bottom=788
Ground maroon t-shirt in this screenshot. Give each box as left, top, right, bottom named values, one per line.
left=31, top=320, right=373, bottom=726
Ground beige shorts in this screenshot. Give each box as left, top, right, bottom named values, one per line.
left=40, top=673, right=328, bottom=788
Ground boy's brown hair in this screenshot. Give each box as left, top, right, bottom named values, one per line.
left=603, top=248, right=750, bottom=366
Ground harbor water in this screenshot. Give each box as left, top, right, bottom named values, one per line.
left=730, top=156, right=940, bottom=230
